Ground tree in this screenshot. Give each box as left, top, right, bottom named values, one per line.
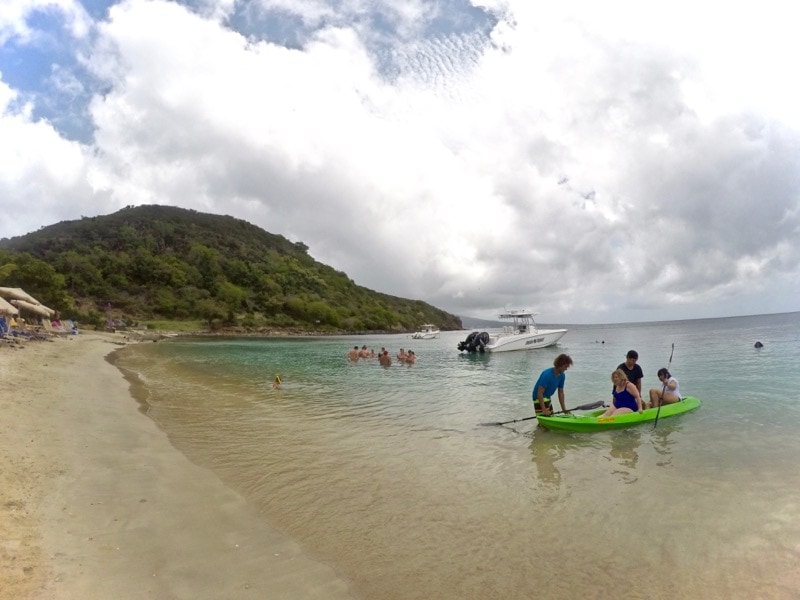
left=3, top=253, right=71, bottom=310
left=0, top=261, right=17, bottom=280
left=194, top=298, right=227, bottom=328
left=0, top=205, right=464, bottom=331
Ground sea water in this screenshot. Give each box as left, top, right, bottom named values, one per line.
left=112, top=312, right=800, bottom=599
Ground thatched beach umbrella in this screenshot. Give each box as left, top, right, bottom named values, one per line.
left=0, top=287, right=41, bottom=304
left=0, top=296, right=18, bottom=316
left=0, top=287, right=55, bottom=316
left=40, top=305, right=56, bottom=317
left=10, top=299, right=51, bottom=318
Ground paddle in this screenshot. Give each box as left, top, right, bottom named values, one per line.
left=482, top=400, right=605, bottom=426
left=653, top=343, right=675, bottom=429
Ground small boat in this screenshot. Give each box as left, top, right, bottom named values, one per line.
left=412, top=324, right=440, bottom=339
left=536, top=396, right=702, bottom=432
left=457, top=310, right=567, bottom=353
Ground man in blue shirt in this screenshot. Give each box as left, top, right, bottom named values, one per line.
left=532, top=354, right=574, bottom=416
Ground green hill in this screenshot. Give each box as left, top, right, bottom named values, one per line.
left=0, top=205, right=462, bottom=333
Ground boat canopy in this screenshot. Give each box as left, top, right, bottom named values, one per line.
left=499, top=311, right=537, bottom=319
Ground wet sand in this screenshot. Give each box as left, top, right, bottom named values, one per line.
left=0, top=332, right=353, bottom=599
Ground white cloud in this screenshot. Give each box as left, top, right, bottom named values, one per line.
left=0, top=0, right=91, bottom=44
left=0, top=80, right=112, bottom=233
left=2, top=0, right=800, bottom=323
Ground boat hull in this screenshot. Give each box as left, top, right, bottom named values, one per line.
left=536, top=396, right=702, bottom=432
left=485, top=328, right=567, bottom=352
left=412, top=325, right=440, bottom=339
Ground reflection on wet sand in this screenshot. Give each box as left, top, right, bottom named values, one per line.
left=528, top=428, right=589, bottom=487
left=528, top=424, right=679, bottom=489
left=604, top=426, right=678, bottom=479
left=651, top=424, right=677, bottom=467
left=607, top=429, right=641, bottom=482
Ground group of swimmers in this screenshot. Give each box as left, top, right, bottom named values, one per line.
left=532, top=349, right=682, bottom=417
left=346, top=345, right=417, bottom=366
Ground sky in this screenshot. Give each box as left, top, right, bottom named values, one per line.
left=2, top=0, right=799, bottom=324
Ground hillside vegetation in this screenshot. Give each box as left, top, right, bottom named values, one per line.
left=0, top=205, right=462, bottom=333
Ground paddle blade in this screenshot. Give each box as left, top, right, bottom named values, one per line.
left=572, top=400, right=604, bottom=411
left=480, top=402, right=603, bottom=426
left=480, top=415, right=537, bottom=426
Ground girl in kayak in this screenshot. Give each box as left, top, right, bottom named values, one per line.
left=648, top=368, right=682, bottom=408
left=602, top=369, right=644, bottom=416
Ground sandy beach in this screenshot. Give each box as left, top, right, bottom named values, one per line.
left=0, top=333, right=354, bottom=600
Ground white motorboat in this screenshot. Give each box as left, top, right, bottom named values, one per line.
left=457, top=310, right=567, bottom=353
left=412, top=324, right=440, bottom=339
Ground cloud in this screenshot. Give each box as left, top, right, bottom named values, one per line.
left=1, top=0, right=800, bottom=323
left=0, top=79, right=112, bottom=233
left=0, top=0, right=91, bottom=44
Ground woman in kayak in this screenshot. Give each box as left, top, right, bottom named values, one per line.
left=601, top=369, right=644, bottom=416
left=648, top=368, right=682, bottom=408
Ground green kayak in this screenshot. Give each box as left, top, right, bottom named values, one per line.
left=536, top=396, right=702, bottom=432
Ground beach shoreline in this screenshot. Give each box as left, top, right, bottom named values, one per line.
left=0, top=333, right=353, bottom=600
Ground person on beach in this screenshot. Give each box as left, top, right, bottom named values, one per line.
left=397, top=348, right=407, bottom=362
left=405, top=350, right=416, bottom=365
left=617, top=349, right=644, bottom=392
left=602, top=369, right=644, bottom=416
left=272, top=375, right=282, bottom=390
left=378, top=350, right=392, bottom=367
left=532, top=354, right=573, bottom=416
left=347, top=346, right=360, bottom=361
left=648, top=368, right=681, bottom=408
left=359, top=345, right=370, bottom=358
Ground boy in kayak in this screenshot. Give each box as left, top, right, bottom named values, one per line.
left=532, top=354, right=573, bottom=416
left=617, top=349, right=644, bottom=392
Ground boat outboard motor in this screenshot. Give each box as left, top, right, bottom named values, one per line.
left=457, top=332, right=479, bottom=352
left=473, top=331, right=489, bottom=352
left=457, top=331, right=490, bottom=353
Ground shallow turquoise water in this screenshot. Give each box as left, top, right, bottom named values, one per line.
left=114, top=312, right=800, bottom=599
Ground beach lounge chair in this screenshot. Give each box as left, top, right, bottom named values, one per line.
left=42, top=320, right=70, bottom=337
left=0, top=316, right=28, bottom=346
